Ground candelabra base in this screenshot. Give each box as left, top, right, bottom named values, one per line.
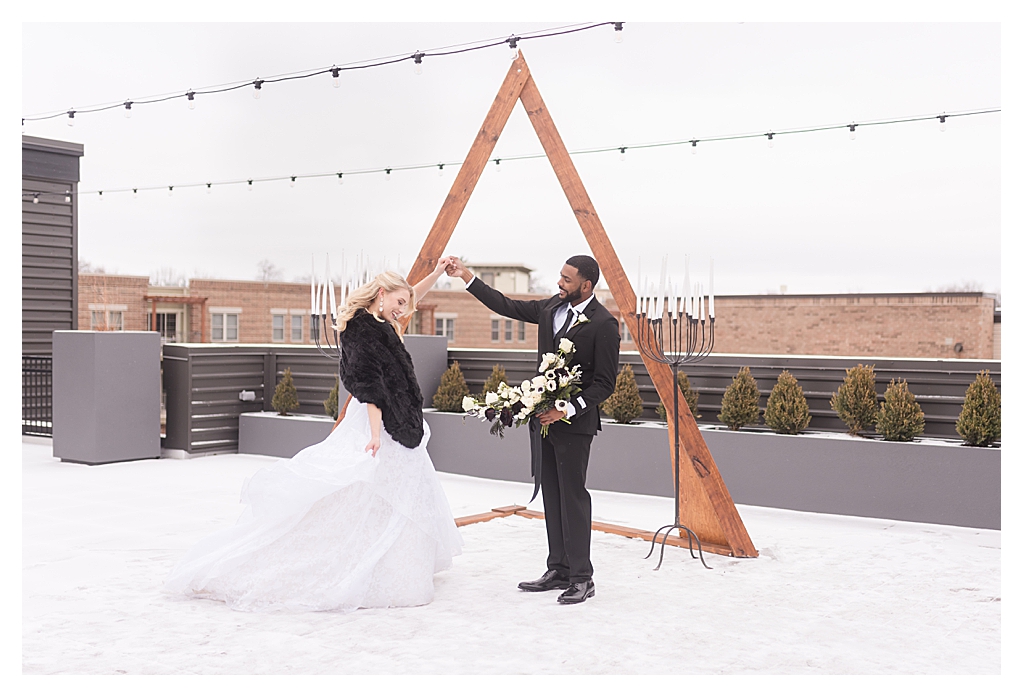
left=644, top=523, right=712, bottom=570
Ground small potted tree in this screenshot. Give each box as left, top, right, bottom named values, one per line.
left=764, top=370, right=811, bottom=435
left=831, top=364, right=878, bottom=436
left=601, top=364, right=644, bottom=424
left=432, top=361, right=470, bottom=412
left=718, top=366, right=761, bottom=431
left=271, top=368, right=300, bottom=416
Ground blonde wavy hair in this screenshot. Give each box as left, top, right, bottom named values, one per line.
left=335, top=271, right=417, bottom=336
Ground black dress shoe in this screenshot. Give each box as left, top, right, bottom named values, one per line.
left=518, top=569, right=571, bottom=592
left=557, top=580, right=595, bottom=604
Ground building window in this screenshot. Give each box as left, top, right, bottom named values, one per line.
left=156, top=313, right=178, bottom=343
left=211, top=313, right=239, bottom=342
left=518, top=320, right=526, bottom=342
left=291, top=315, right=303, bottom=342
left=620, top=319, right=632, bottom=343
left=272, top=314, right=285, bottom=342
left=481, top=272, right=495, bottom=286
left=90, top=307, right=125, bottom=331
left=491, top=319, right=500, bottom=342
left=505, top=319, right=512, bottom=342
left=435, top=317, right=455, bottom=341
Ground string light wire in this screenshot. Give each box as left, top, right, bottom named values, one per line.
left=22, top=22, right=617, bottom=123
left=55, top=107, right=997, bottom=200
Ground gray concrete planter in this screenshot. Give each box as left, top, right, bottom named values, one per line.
left=52, top=331, right=162, bottom=465
left=422, top=411, right=1000, bottom=530
left=238, top=411, right=335, bottom=458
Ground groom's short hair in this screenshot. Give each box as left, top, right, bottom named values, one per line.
left=565, top=255, right=600, bottom=288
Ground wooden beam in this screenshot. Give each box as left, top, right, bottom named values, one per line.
left=516, top=56, right=756, bottom=558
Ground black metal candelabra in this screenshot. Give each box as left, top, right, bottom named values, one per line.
left=312, top=313, right=342, bottom=361
left=632, top=299, right=715, bottom=570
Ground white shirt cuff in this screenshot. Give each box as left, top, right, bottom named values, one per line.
left=464, top=275, right=476, bottom=288
left=565, top=397, right=585, bottom=419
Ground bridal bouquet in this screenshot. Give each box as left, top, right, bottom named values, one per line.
left=462, top=338, right=583, bottom=438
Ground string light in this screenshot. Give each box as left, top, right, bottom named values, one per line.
left=187, top=91, right=195, bottom=109
left=337, top=172, right=343, bottom=185
left=64, top=191, right=71, bottom=203
left=23, top=23, right=615, bottom=124
left=413, top=52, right=424, bottom=75
left=614, top=22, right=624, bottom=43
left=32, top=193, right=39, bottom=204
left=98, top=190, right=103, bottom=200
left=133, top=188, right=138, bottom=198
left=123, top=101, right=133, bottom=118
left=848, top=123, right=857, bottom=140
left=507, top=36, right=519, bottom=60
left=437, top=163, right=444, bottom=177
left=331, top=68, right=340, bottom=88
left=67, top=110, right=75, bottom=127
left=206, top=182, right=211, bottom=194
left=619, top=146, right=626, bottom=161
left=290, top=176, right=297, bottom=188
left=939, top=114, right=947, bottom=132
left=75, top=108, right=1000, bottom=199
left=168, top=186, right=174, bottom=197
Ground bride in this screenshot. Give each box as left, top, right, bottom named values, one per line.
left=164, top=260, right=462, bottom=613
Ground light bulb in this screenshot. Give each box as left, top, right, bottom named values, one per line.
left=766, top=133, right=774, bottom=148
left=290, top=176, right=296, bottom=188
left=848, top=124, right=857, bottom=140
left=508, top=37, right=519, bottom=60
left=32, top=194, right=39, bottom=204
left=133, top=188, right=138, bottom=198
left=98, top=191, right=103, bottom=201
left=124, top=101, right=132, bottom=118
left=939, top=115, right=947, bottom=132
left=690, top=140, right=698, bottom=155
left=614, top=22, right=624, bottom=43
left=331, top=68, right=340, bottom=88
left=385, top=169, right=391, bottom=181
left=495, top=159, right=502, bottom=172
left=438, top=164, right=444, bottom=177
left=247, top=180, right=253, bottom=191
left=413, top=52, right=424, bottom=75
left=206, top=183, right=211, bottom=194
left=168, top=186, right=173, bottom=197
left=67, top=110, right=75, bottom=127
left=619, top=147, right=626, bottom=161
left=21, top=119, right=25, bottom=134
left=253, top=80, right=263, bottom=99
left=187, top=91, right=195, bottom=109
left=337, top=173, right=344, bottom=185
left=64, top=191, right=71, bottom=203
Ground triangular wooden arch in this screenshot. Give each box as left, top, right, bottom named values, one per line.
left=347, top=52, right=756, bottom=558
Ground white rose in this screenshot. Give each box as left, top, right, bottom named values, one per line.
left=521, top=380, right=532, bottom=392
left=546, top=380, right=557, bottom=392
left=518, top=409, right=530, bottom=420
left=485, top=392, right=499, bottom=406
left=559, top=338, right=574, bottom=354
left=555, top=399, right=569, bottom=412
left=462, top=396, right=476, bottom=412
left=531, top=375, right=547, bottom=389
left=539, top=352, right=556, bottom=371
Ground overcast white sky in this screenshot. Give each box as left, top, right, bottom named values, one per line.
left=21, top=21, right=1001, bottom=296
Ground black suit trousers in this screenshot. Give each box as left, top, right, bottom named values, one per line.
left=539, top=428, right=594, bottom=583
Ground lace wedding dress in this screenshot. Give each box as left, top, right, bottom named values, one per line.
left=164, top=398, right=463, bottom=612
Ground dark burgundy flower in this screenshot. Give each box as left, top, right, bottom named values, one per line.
left=500, top=406, right=514, bottom=427
left=484, top=408, right=497, bottom=421
left=510, top=400, right=525, bottom=414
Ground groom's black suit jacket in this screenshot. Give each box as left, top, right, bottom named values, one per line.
left=466, top=278, right=621, bottom=436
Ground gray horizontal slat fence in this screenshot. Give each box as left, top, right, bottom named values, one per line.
left=163, top=344, right=340, bottom=455
left=447, top=349, right=1000, bottom=440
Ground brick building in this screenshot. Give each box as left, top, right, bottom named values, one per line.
left=77, top=273, right=999, bottom=359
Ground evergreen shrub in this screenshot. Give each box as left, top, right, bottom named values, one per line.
left=875, top=379, right=925, bottom=442
left=323, top=375, right=340, bottom=420
left=272, top=367, right=300, bottom=416
left=656, top=369, right=699, bottom=420
left=481, top=364, right=508, bottom=398
left=433, top=361, right=470, bottom=412
left=601, top=364, right=644, bottom=424
left=956, top=370, right=1001, bottom=446
left=764, top=370, right=811, bottom=434
left=718, top=366, right=761, bottom=430
left=831, top=364, right=878, bottom=435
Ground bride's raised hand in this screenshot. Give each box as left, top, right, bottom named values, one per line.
left=365, top=435, right=381, bottom=457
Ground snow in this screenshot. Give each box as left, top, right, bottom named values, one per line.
left=22, top=439, right=1000, bottom=674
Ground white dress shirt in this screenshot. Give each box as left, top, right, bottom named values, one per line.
left=465, top=274, right=589, bottom=419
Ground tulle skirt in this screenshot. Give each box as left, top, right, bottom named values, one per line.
left=164, top=399, right=463, bottom=612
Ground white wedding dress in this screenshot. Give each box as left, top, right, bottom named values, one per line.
left=164, top=398, right=463, bottom=613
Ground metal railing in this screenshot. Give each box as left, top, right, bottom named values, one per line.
left=22, top=355, right=52, bottom=436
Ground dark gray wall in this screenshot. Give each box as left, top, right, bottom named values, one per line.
left=23, top=136, right=84, bottom=356
left=448, top=349, right=1000, bottom=440
left=423, top=411, right=1000, bottom=530
left=164, top=337, right=448, bottom=455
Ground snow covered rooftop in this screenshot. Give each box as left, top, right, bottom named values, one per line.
left=22, top=440, right=1000, bottom=674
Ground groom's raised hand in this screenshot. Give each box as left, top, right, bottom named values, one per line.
left=442, top=256, right=473, bottom=283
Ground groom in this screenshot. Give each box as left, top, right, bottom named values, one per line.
left=442, top=255, right=620, bottom=604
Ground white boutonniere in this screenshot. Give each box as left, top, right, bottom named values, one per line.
left=571, top=314, right=591, bottom=329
